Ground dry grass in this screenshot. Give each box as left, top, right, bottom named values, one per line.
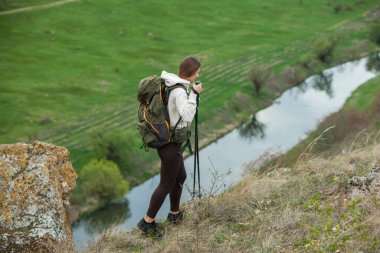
left=83, top=76, right=380, bottom=252
left=84, top=138, right=380, bottom=253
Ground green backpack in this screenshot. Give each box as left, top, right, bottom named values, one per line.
left=137, top=75, right=191, bottom=150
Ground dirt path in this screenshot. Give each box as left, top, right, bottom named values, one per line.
left=0, top=0, right=79, bottom=15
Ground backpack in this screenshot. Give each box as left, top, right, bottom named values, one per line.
left=137, top=75, right=191, bottom=150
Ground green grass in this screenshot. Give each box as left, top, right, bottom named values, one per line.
left=0, top=0, right=54, bottom=11
left=1, top=0, right=379, bottom=207
left=346, top=74, right=380, bottom=111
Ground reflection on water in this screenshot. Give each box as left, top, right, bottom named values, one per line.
left=238, top=115, right=266, bottom=140
left=76, top=200, right=130, bottom=235
left=298, top=72, right=334, bottom=98
left=311, top=72, right=334, bottom=98
left=366, top=53, right=380, bottom=74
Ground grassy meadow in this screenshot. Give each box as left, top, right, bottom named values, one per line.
left=1, top=0, right=379, bottom=209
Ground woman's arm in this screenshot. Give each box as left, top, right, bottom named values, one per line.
left=175, top=89, right=197, bottom=123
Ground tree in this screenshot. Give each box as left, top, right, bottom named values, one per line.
left=0, top=0, right=6, bottom=11
left=369, top=21, right=380, bottom=46
left=248, top=65, right=270, bottom=96
left=80, top=159, right=129, bottom=202
left=92, top=128, right=143, bottom=175
left=314, top=36, right=337, bottom=63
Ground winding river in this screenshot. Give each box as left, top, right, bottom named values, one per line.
left=73, top=55, right=379, bottom=251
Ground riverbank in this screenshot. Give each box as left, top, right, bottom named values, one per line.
left=68, top=49, right=378, bottom=223
left=68, top=49, right=379, bottom=224
left=83, top=70, right=380, bottom=253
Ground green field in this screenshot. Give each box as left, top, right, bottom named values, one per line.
left=345, top=71, right=380, bottom=111
left=1, top=0, right=379, bottom=205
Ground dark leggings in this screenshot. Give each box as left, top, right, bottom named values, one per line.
left=147, top=142, right=187, bottom=218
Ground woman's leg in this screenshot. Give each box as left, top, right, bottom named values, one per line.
left=169, top=154, right=187, bottom=212
left=146, top=143, right=181, bottom=219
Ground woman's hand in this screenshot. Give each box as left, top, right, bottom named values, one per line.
left=192, top=83, right=203, bottom=94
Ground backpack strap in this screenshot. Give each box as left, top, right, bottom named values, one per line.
left=170, top=115, right=182, bottom=142
left=180, top=139, right=193, bottom=154
left=162, top=83, right=188, bottom=125
left=164, top=83, right=192, bottom=153
left=165, top=83, right=189, bottom=104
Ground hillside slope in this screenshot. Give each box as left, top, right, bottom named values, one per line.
left=84, top=76, right=380, bottom=252
left=85, top=144, right=380, bottom=253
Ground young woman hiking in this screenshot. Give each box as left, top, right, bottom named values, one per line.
left=137, top=56, right=203, bottom=237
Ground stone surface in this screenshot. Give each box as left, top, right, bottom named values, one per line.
left=0, top=141, right=77, bottom=253
left=349, top=164, right=380, bottom=200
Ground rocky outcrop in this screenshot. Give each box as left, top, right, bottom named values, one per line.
left=349, top=164, right=380, bottom=199
left=0, top=142, right=77, bottom=253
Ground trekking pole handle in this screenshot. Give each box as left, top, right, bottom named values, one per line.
left=194, top=80, right=201, bottom=105
left=192, top=80, right=202, bottom=96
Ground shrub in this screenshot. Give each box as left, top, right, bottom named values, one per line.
left=281, top=66, right=306, bottom=86
left=91, top=128, right=147, bottom=175
left=369, top=21, right=380, bottom=46
left=314, top=35, right=338, bottom=63
left=80, top=159, right=129, bottom=202
left=333, top=4, right=343, bottom=13
left=248, top=65, right=270, bottom=96
left=298, top=54, right=321, bottom=72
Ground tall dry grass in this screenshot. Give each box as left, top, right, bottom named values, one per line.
left=83, top=130, right=380, bottom=253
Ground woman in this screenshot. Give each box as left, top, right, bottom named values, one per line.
left=137, top=56, right=203, bottom=237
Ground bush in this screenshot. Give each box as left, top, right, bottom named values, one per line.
left=314, top=35, right=337, bottom=63
left=298, top=54, right=319, bottom=71
left=248, top=65, right=270, bottom=96
left=281, top=66, right=306, bottom=86
left=91, top=128, right=147, bottom=175
left=80, top=159, right=129, bottom=202
left=333, top=4, right=343, bottom=13
left=369, top=21, right=380, bottom=46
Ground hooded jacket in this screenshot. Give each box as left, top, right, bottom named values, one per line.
left=160, top=71, right=198, bottom=129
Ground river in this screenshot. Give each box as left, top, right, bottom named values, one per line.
left=73, top=55, right=379, bottom=251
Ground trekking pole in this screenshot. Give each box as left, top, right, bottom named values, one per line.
left=192, top=110, right=197, bottom=198
left=192, top=81, right=201, bottom=199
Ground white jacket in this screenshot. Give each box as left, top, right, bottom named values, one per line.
left=160, top=71, right=197, bottom=129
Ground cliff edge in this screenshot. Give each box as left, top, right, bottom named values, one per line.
left=0, top=142, right=77, bottom=253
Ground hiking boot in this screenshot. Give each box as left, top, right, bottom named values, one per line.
left=166, top=211, right=184, bottom=224
left=137, top=218, right=163, bottom=237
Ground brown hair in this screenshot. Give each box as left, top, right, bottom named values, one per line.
left=178, top=56, right=201, bottom=78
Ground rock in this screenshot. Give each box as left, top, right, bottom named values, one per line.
left=0, top=142, right=78, bottom=253
left=349, top=164, right=380, bottom=199
left=266, top=167, right=291, bottom=177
